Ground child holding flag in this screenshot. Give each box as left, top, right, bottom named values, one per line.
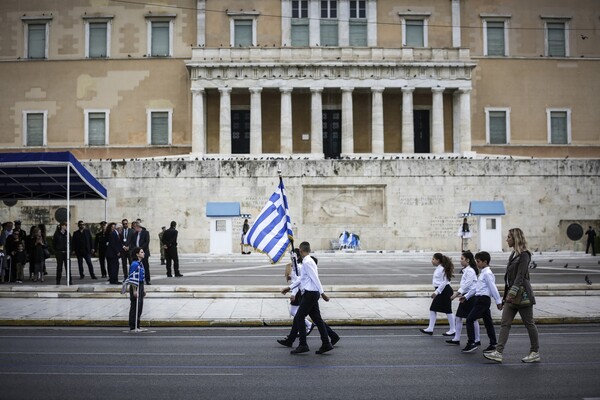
left=126, top=247, right=146, bottom=332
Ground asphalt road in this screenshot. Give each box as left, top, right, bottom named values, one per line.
left=1, top=325, right=599, bottom=400
left=19, top=252, right=600, bottom=287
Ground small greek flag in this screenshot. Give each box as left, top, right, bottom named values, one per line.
left=243, top=178, right=293, bottom=263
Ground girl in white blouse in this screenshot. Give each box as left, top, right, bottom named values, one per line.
left=420, top=253, right=456, bottom=336
left=447, top=251, right=480, bottom=346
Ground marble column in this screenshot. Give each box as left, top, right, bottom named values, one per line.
left=401, top=87, right=415, bottom=154
left=280, top=87, right=293, bottom=154
left=371, top=87, right=384, bottom=154
left=249, top=87, right=262, bottom=155
left=218, top=87, right=232, bottom=154
left=431, top=87, right=445, bottom=154
left=341, top=86, right=354, bottom=155
left=310, top=87, right=324, bottom=156
left=191, top=88, right=205, bottom=154
left=458, top=88, right=472, bottom=153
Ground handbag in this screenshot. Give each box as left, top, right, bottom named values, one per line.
left=43, top=248, right=51, bottom=259
left=512, top=286, right=531, bottom=307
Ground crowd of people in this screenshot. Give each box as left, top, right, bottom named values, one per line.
left=0, top=218, right=182, bottom=286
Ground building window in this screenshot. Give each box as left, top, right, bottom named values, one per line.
left=234, top=19, right=253, bottom=46
left=147, top=110, right=172, bottom=145
left=146, top=15, right=175, bottom=57
left=485, top=108, right=510, bottom=145
left=486, top=218, right=497, bottom=230
left=400, top=14, right=430, bottom=47
left=547, top=109, right=571, bottom=144
left=349, top=0, right=367, bottom=46
left=25, top=23, right=49, bottom=59
left=544, top=19, right=569, bottom=57
left=85, top=18, right=112, bottom=58
left=483, top=20, right=508, bottom=56
left=320, top=0, right=338, bottom=46
left=85, top=110, right=109, bottom=146
left=23, top=111, right=47, bottom=147
left=291, top=0, right=309, bottom=46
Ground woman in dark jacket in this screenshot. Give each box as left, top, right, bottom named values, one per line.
left=484, top=228, right=540, bottom=364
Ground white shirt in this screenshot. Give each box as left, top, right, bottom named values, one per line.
left=465, top=266, right=502, bottom=305
left=457, top=266, right=478, bottom=295
left=432, top=265, right=450, bottom=295
left=289, top=255, right=324, bottom=294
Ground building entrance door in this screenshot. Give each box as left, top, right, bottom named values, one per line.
left=414, top=110, right=431, bottom=153
left=323, top=110, right=341, bottom=159
left=231, top=110, right=250, bottom=154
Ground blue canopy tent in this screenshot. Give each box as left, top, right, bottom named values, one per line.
left=0, top=151, right=107, bottom=286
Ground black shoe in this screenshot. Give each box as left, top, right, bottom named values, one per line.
left=56, top=281, right=61, bottom=285
left=277, top=338, right=293, bottom=348
left=290, top=345, right=310, bottom=354
left=331, top=335, right=340, bottom=346
left=146, top=282, right=151, bottom=285
left=101, top=275, right=107, bottom=278
left=80, top=276, right=85, bottom=279
left=462, top=343, right=479, bottom=353
left=419, top=329, right=433, bottom=335
left=306, top=323, right=316, bottom=336
left=167, top=274, right=173, bottom=277
left=315, top=343, right=334, bottom=355
left=475, top=341, right=481, bottom=346
left=175, top=274, right=183, bottom=277
left=446, top=340, right=460, bottom=345
left=91, top=276, right=98, bottom=280
left=483, top=345, right=496, bottom=353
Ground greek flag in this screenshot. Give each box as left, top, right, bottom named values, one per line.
left=244, top=178, right=293, bottom=263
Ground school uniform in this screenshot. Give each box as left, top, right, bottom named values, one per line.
left=455, top=266, right=478, bottom=318
left=464, top=266, right=502, bottom=347
left=429, top=265, right=453, bottom=314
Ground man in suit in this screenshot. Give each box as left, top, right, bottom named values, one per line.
left=162, top=221, right=182, bottom=277
left=120, top=218, right=132, bottom=279
left=71, top=220, right=97, bottom=280
left=105, top=223, right=122, bottom=284
left=131, top=222, right=151, bottom=284
left=94, top=221, right=108, bottom=278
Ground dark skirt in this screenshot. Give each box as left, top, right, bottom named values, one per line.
left=430, top=285, right=454, bottom=314
left=455, top=295, right=476, bottom=318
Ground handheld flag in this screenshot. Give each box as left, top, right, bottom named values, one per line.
left=244, top=177, right=293, bottom=263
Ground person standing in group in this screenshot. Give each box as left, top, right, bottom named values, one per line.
left=484, top=228, right=540, bottom=364
left=585, top=226, right=597, bottom=256
left=420, top=253, right=456, bottom=336
left=105, top=222, right=122, bottom=285
left=5, top=230, right=24, bottom=282
left=241, top=219, right=250, bottom=255
left=158, top=226, right=166, bottom=265
left=120, top=219, right=132, bottom=279
left=53, top=222, right=72, bottom=285
left=280, top=241, right=335, bottom=355
left=32, top=234, right=45, bottom=282
left=458, top=217, right=471, bottom=252
left=13, top=242, right=27, bottom=284
left=72, top=220, right=97, bottom=280
left=447, top=251, right=480, bottom=346
left=460, top=251, right=502, bottom=353
left=94, top=221, right=108, bottom=278
left=126, top=247, right=147, bottom=332
left=162, top=221, right=182, bottom=277
left=131, top=222, right=151, bottom=285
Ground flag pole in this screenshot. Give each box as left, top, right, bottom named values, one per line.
left=279, top=168, right=298, bottom=276
left=134, top=263, right=140, bottom=332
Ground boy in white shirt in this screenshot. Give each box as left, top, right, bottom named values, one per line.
left=459, top=251, right=502, bottom=353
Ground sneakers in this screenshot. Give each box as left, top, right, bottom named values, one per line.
left=277, top=338, right=293, bottom=348
left=483, top=350, right=503, bottom=363
left=290, top=345, right=310, bottom=354
left=461, top=342, right=479, bottom=353
left=445, top=339, right=460, bottom=345
left=474, top=341, right=481, bottom=346
left=483, top=345, right=497, bottom=353
left=522, top=352, right=541, bottom=363
left=419, top=329, right=433, bottom=335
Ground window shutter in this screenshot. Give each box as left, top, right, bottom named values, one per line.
left=151, top=21, right=169, bottom=56
left=349, top=21, right=367, bottom=46
left=151, top=112, right=169, bottom=145
left=547, top=23, right=565, bottom=57
left=88, top=113, right=106, bottom=146
left=487, top=21, right=505, bottom=56
left=550, top=112, right=568, bottom=144
left=26, top=114, right=44, bottom=146
left=405, top=20, right=424, bottom=47
left=28, top=24, right=46, bottom=59
left=291, top=21, right=309, bottom=46
left=320, top=20, right=338, bottom=46
left=489, top=111, right=507, bottom=144
left=89, top=23, right=107, bottom=58
left=234, top=20, right=253, bottom=47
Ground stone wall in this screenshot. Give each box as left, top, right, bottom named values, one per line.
left=2, top=158, right=598, bottom=255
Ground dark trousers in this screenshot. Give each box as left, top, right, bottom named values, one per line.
left=98, top=252, right=107, bottom=277
left=121, top=253, right=131, bottom=279
left=466, top=295, right=497, bottom=346
left=107, top=256, right=119, bottom=284
left=142, top=255, right=151, bottom=283
left=586, top=240, right=596, bottom=256
left=289, top=290, right=330, bottom=347
left=55, top=252, right=71, bottom=284
left=128, top=283, right=144, bottom=329
left=165, top=246, right=179, bottom=276
left=76, top=253, right=96, bottom=277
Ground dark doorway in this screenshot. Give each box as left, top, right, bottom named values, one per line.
left=231, top=110, right=250, bottom=154
left=413, top=110, right=431, bottom=153
left=323, top=110, right=341, bottom=159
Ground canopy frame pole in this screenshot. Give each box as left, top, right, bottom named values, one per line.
left=66, top=163, right=71, bottom=288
